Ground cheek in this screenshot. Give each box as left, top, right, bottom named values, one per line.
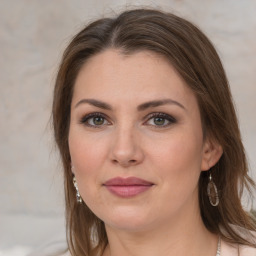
left=69, top=129, right=108, bottom=170
left=155, top=131, right=202, bottom=165
left=68, top=132, right=108, bottom=211
left=153, top=131, right=203, bottom=190
left=68, top=130, right=110, bottom=197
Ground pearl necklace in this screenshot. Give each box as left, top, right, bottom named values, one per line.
left=216, top=236, right=221, bottom=256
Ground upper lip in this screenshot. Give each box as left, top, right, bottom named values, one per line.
left=104, top=177, right=154, bottom=186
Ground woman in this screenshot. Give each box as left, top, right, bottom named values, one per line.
left=52, top=8, right=256, bottom=256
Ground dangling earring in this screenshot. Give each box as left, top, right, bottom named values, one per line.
left=207, top=172, right=219, bottom=206
left=73, top=176, right=82, bottom=204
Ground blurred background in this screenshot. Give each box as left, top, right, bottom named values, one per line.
left=0, top=0, right=255, bottom=255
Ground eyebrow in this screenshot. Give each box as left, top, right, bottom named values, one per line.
left=75, top=99, right=112, bottom=110
left=74, top=98, right=186, bottom=111
left=137, top=99, right=186, bottom=111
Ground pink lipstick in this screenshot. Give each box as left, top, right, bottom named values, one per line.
left=103, top=177, right=154, bottom=198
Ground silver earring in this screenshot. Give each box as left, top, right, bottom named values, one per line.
left=73, top=176, right=82, bottom=204
left=207, top=173, right=219, bottom=206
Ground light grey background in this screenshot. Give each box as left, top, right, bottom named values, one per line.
left=0, top=0, right=255, bottom=255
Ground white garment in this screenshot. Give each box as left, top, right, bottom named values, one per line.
left=31, top=231, right=256, bottom=256
left=60, top=241, right=256, bottom=256
left=222, top=239, right=256, bottom=255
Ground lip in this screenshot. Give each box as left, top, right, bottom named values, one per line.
left=103, top=177, right=154, bottom=198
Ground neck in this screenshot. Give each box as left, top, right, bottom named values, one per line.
left=103, top=202, right=218, bottom=256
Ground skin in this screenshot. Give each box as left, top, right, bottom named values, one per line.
left=69, top=49, right=223, bottom=256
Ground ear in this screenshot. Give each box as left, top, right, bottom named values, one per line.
left=201, top=138, right=223, bottom=171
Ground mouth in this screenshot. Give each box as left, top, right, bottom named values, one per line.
left=103, top=177, right=154, bottom=198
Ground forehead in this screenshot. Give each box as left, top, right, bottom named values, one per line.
left=72, top=49, right=197, bottom=109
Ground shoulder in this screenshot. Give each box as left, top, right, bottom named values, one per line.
left=53, top=250, right=72, bottom=256
left=239, top=230, right=256, bottom=255
left=222, top=240, right=256, bottom=256
left=221, top=231, right=256, bottom=256
left=28, top=248, right=70, bottom=256
left=239, top=244, right=256, bottom=256
left=60, top=252, right=71, bottom=256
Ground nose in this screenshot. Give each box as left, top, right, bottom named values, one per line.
left=110, top=125, right=144, bottom=168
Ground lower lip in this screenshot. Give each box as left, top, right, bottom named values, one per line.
left=104, top=185, right=152, bottom=198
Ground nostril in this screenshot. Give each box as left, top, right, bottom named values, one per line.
left=111, top=158, right=137, bottom=167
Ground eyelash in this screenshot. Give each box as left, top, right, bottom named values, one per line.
left=79, top=112, right=177, bottom=128
left=79, top=112, right=110, bottom=128
left=145, top=112, right=177, bottom=128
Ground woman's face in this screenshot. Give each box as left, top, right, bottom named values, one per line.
left=69, top=49, right=218, bottom=232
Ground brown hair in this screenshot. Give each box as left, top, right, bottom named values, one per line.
left=52, top=8, right=256, bottom=256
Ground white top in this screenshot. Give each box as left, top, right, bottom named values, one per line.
left=59, top=241, right=256, bottom=256
left=222, top=240, right=256, bottom=256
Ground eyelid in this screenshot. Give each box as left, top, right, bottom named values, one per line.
left=79, top=112, right=111, bottom=127
left=79, top=111, right=176, bottom=128
left=143, top=112, right=177, bottom=127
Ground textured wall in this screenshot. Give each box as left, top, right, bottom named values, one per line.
left=0, top=0, right=255, bottom=254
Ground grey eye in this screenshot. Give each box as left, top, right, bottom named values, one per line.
left=153, top=117, right=166, bottom=126
left=146, top=113, right=177, bottom=127
left=80, top=113, right=110, bottom=127
left=92, top=116, right=105, bottom=125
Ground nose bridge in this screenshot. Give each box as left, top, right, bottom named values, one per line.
left=110, top=121, right=143, bottom=166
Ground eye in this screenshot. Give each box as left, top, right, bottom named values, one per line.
left=145, top=113, right=176, bottom=127
left=80, top=113, right=110, bottom=128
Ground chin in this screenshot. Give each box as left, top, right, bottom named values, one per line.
left=101, top=207, right=156, bottom=232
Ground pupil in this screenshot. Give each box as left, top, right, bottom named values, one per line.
left=94, top=117, right=104, bottom=125
left=154, top=117, right=165, bottom=125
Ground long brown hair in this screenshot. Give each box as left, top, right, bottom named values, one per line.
left=52, top=8, right=256, bottom=256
